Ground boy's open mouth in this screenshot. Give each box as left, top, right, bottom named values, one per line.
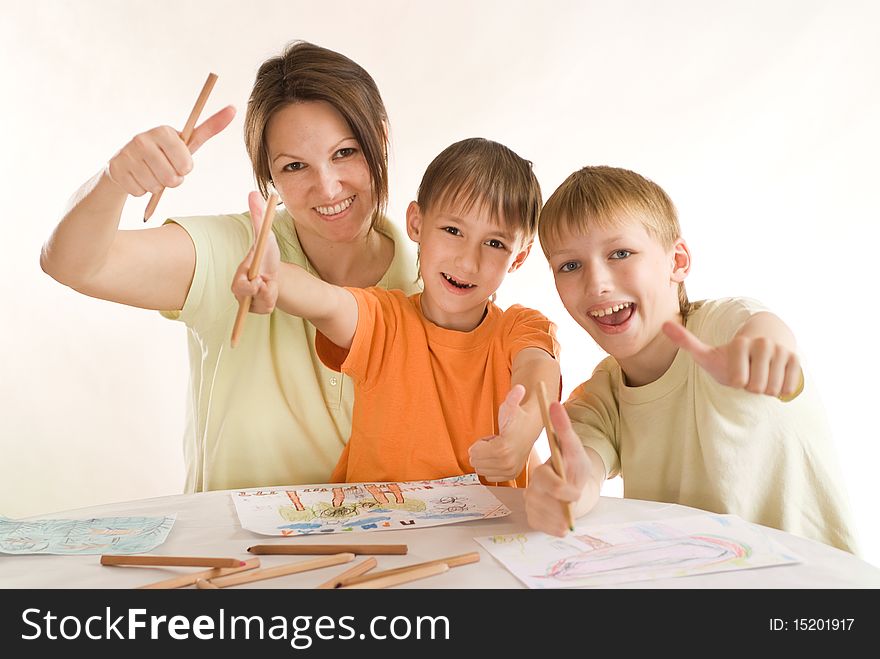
left=590, top=302, right=635, bottom=326
left=442, top=273, right=476, bottom=289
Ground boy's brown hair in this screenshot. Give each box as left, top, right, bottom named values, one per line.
left=417, top=138, right=542, bottom=242
left=245, top=41, right=389, bottom=229
left=539, top=166, right=695, bottom=318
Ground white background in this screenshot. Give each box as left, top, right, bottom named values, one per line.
left=2, top=0, right=877, bottom=566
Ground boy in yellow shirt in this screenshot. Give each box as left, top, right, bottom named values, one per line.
left=525, top=166, right=855, bottom=552
left=233, top=138, right=560, bottom=486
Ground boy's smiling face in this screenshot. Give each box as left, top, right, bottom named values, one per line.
left=547, top=214, right=690, bottom=383
left=407, top=200, right=531, bottom=332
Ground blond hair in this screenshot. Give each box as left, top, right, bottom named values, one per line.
left=539, top=166, right=695, bottom=318
left=244, top=41, right=389, bottom=229
left=417, top=138, right=542, bottom=242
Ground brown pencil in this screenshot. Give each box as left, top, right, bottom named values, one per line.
left=137, top=558, right=261, bottom=589
left=315, top=557, right=378, bottom=589
left=208, top=552, right=355, bottom=588
left=248, top=544, right=407, bottom=556
left=337, top=551, right=480, bottom=587
left=339, top=563, right=449, bottom=589
left=101, top=554, right=245, bottom=568
left=537, top=381, right=576, bottom=532
left=143, top=72, right=218, bottom=222
left=230, top=191, right=279, bottom=348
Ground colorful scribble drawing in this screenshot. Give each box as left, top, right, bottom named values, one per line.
left=0, top=515, right=176, bottom=555
left=232, top=474, right=510, bottom=536
left=475, top=514, right=800, bottom=588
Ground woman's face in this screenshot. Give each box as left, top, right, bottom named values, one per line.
left=265, top=101, right=375, bottom=244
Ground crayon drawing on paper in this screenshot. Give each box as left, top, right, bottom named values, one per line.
left=232, top=473, right=510, bottom=536
left=475, top=514, right=800, bottom=588
left=0, top=515, right=176, bottom=555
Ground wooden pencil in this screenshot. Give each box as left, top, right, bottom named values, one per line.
left=339, top=563, right=449, bottom=589
left=143, top=72, right=218, bottom=222
left=137, top=558, right=260, bottom=589
left=315, top=557, right=378, bottom=589
left=537, top=381, right=576, bottom=532
left=195, top=578, right=220, bottom=590
left=337, top=551, right=480, bottom=587
left=230, top=191, right=279, bottom=348
left=248, top=544, right=407, bottom=556
left=208, top=552, right=355, bottom=588
left=101, top=554, right=245, bottom=568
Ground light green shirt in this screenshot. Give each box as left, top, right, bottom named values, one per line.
left=567, top=297, right=857, bottom=553
left=162, top=209, right=419, bottom=492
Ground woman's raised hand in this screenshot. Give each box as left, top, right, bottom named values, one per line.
left=230, top=191, right=281, bottom=314
left=105, top=106, right=236, bottom=197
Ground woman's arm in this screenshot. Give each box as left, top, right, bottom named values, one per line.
left=40, top=106, right=235, bottom=311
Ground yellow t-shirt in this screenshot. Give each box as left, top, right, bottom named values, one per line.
left=162, top=209, right=419, bottom=492
left=566, top=297, right=857, bottom=553
left=316, top=289, right=560, bottom=485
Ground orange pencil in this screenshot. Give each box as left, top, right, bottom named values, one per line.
left=230, top=192, right=279, bottom=348
left=537, top=381, right=576, bottom=532
left=143, top=72, right=218, bottom=222
left=101, top=554, right=245, bottom=568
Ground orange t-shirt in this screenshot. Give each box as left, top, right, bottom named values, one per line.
left=316, top=288, right=559, bottom=486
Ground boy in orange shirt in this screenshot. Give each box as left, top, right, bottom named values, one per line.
left=232, top=138, right=560, bottom=486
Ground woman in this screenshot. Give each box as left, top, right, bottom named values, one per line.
left=40, top=42, right=419, bottom=492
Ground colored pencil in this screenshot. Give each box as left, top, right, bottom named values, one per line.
left=315, top=557, right=378, bottom=589
left=230, top=191, right=279, bottom=348
left=143, top=72, right=218, bottom=222
left=208, top=552, right=355, bottom=588
left=337, top=551, right=480, bottom=587
left=101, top=554, right=244, bottom=568
left=195, top=578, right=220, bottom=590
left=247, top=544, right=407, bottom=556
left=537, top=381, right=576, bottom=532
left=137, top=558, right=260, bottom=589
left=339, top=563, right=449, bottom=589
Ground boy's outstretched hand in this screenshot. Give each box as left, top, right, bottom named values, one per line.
left=469, top=385, right=534, bottom=483
left=524, top=401, right=598, bottom=537
left=230, top=191, right=281, bottom=314
left=662, top=321, right=803, bottom=400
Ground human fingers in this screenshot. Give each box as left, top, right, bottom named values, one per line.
left=745, top=337, right=773, bottom=394
left=248, top=279, right=278, bottom=315
left=107, top=126, right=188, bottom=196
left=723, top=336, right=751, bottom=389
left=497, top=384, right=526, bottom=432
left=549, top=402, right=589, bottom=487
left=468, top=436, right=519, bottom=482
left=779, top=356, right=804, bottom=401
left=186, top=105, right=236, bottom=154
left=763, top=345, right=789, bottom=397
left=663, top=321, right=714, bottom=365
left=524, top=464, right=576, bottom=536
left=230, top=250, right=259, bottom=298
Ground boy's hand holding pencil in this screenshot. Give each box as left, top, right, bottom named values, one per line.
left=524, top=399, right=601, bottom=538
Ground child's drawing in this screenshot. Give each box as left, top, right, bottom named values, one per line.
left=232, top=473, right=510, bottom=536
left=0, top=515, right=176, bottom=555
left=475, top=514, right=800, bottom=588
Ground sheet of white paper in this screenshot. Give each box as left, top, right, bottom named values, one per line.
left=0, top=515, right=176, bottom=555
left=232, top=473, right=510, bottom=536
left=475, top=513, right=801, bottom=588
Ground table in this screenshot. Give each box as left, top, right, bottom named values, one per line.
left=2, top=488, right=877, bottom=588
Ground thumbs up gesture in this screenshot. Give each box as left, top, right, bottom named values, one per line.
left=662, top=321, right=803, bottom=400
